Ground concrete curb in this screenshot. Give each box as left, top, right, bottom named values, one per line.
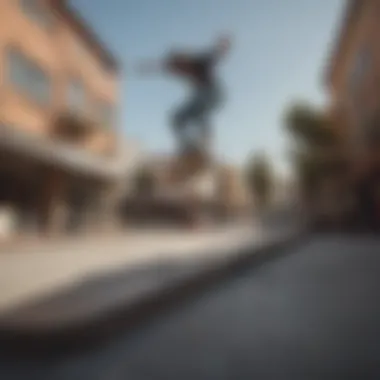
left=0, top=230, right=309, bottom=356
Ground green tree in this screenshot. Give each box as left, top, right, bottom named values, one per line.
left=245, top=153, right=274, bottom=209
left=284, top=102, right=339, bottom=148
left=283, top=101, right=345, bottom=200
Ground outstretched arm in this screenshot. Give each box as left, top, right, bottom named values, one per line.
left=136, top=60, right=168, bottom=76
left=137, top=54, right=194, bottom=76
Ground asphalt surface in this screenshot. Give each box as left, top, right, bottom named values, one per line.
left=1, top=234, right=380, bottom=379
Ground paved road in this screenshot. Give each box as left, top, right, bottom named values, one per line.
left=1, top=234, right=380, bottom=379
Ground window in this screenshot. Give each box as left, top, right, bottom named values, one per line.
left=7, top=48, right=51, bottom=105
left=97, top=100, right=116, bottom=128
left=19, top=0, right=52, bottom=28
left=67, top=80, right=85, bottom=112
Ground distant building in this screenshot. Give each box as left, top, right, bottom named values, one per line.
left=140, top=153, right=219, bottom=201
left=119, top=151, right=253, bottom=224
left=217, top=164, right=252, bottom=212
left=136, top=155, right=248, bottom=210
left=0, top=0, right=124, bottom=236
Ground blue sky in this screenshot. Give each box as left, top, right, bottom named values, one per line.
left=71, top=0, right=344, bottom=172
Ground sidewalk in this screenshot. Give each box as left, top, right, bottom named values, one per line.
left=0, top=223, right=304, bottom=352
left=0, top=229, right=302, bottom=354
left=0, top=224, right=260, bottom=314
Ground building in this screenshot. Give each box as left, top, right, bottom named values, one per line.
left=0, top=0, right=122, bottom=236
left=142, top=154, right=233, bottom=203
left=217, top=164, right=252, bottom=215
left=323, top=0, right=380, bottom=228
left=325, top=0, right=380, bottom=155
left=119, top=152, right=251, bottom=225
left=138, top=153, right=219, bottom=201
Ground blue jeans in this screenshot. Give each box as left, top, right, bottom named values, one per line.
left=171, top=84, right=222, bottom=150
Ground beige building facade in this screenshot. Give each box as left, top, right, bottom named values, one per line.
left=0, top=0, right=123, bottom=236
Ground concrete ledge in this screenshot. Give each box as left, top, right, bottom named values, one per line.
left=0, top=230, right=308, bottom=356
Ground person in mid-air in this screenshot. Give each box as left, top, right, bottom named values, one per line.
left=138, top=35, right=232, bottom=155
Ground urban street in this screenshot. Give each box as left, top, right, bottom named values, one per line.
left=0, top=1, right=379, bottom=379
left=1, top=234, right=380, bottom=379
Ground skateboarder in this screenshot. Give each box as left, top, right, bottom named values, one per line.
left=138, top=35, right=231, bottom=155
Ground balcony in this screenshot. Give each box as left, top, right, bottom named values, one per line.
left=0, top=123, right=124, bottom=180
